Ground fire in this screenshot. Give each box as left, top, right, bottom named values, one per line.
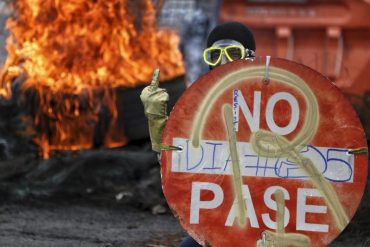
left=0, top=0, right=185, bottom=158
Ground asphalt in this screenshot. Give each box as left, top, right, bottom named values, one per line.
left=0, top=197, right=368, bottom=247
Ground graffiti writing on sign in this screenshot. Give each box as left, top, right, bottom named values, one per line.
left=172, top=138, right=354, bottom=183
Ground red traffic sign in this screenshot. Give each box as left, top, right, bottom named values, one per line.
left=161, top=57, right=368, bottom=247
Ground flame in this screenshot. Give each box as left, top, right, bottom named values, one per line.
left=0, top=0, right=185, bottom=158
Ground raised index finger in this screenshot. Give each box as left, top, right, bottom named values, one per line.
left=149, top=68, right=160, bottom=91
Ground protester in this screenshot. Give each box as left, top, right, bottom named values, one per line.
left=141, top=21, right=256, bottom=247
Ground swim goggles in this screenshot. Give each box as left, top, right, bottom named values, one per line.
left=203, top=45, right=255, bottom=66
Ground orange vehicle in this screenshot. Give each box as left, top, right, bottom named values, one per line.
left=220, top=0, right=370, bottom=138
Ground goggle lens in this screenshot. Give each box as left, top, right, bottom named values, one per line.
left=209, top=49, right=222, bottom=64
left=225, top=46, right=244, bottom=60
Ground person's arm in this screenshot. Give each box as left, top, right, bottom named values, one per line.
left=140, top=69, right=169, bottom=153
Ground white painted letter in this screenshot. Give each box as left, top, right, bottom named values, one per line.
left=238, top=90, right=261, bottom=132
left=190, top=182, right=224, bottom=224
left=262, top=186, right=290, bottom=229
left=297, top=188, right=329, bottom=232
left=225, top=185, right=259, bottom=228
left=265, top=92, right=299, bottom=135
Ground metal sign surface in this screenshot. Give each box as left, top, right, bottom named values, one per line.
left=161, top=57, right=368, bottom=247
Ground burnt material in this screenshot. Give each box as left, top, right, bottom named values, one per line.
left=0, top=75, right=186, bottom=210
left=14, top=75, right=186, bottom=153
left=0, top=141, right=165, bottom=209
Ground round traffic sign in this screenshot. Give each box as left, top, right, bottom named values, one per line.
left=161, top=57, right=368, bottom=247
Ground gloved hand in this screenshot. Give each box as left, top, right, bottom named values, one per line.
left=140, top=69, right=169, bottom=152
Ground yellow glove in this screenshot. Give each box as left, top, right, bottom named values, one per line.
left=140, top=69, right=169, bottom=152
